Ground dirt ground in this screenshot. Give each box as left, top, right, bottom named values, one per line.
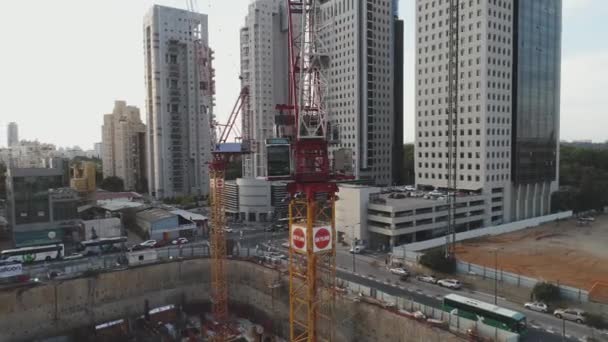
left=454, top=215, right=608, bottom=290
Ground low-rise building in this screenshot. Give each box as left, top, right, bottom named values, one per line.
left=6, top=166, right=82, bottom=247
left=336, top=184, right=492, bottom=251
left=224, top=178, right=288, bottom=222
left=134, top=208, right=198, bottom=241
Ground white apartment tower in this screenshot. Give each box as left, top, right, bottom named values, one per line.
left=319, top=0, right=397, bottom=186
left=102, top=101, right=146, bottom=191
left=415, top=0, right=561, bottom=223
left=143, top=5, right=215, bottom=199
left=239, top=0, right=289, bottom=178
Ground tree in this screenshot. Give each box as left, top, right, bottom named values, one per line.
left=100, top=176, right=125, bottom=192
left=531, top=282, right=560, bottom=302
left=419, top=248, right=456, bottom=274
left=402, top=143, right=415, bottom=185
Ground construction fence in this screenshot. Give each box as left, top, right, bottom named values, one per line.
left=339, top=278, right=519, bottom=342
left=456, top=260, right=589, bottom=303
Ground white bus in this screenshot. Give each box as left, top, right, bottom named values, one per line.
left=77, top=236, right=127, bottom=255
left=1, top=244, right=65, bottom=263
left=443, top=294, right=527, bottom=335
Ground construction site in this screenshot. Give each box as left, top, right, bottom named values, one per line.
left=0, top=259, right=465, bottom=342
left=454, top=215, right=608, bottom=291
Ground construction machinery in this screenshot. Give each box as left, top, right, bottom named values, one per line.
left=273, top=0, right=345, bottom=340
left=207, top=85, right=251, bottom=341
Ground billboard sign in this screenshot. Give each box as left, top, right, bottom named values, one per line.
left=0, top=262, right=23, bottom=278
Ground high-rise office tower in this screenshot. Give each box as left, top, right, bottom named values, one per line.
left=415, top=0, right=561, bottom=223
left=7, top=122, right=18, bottom=147
left=393, top=9, right=405, bottom=185
left=320, top=0, right=400, bottom=186
left=239, top=0, right=289, bottom=178
left=143, top=5, right=215, bottom=198
left=102, top=101, right=146, bottom=191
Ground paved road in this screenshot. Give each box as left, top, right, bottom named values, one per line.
left=333, top=249, right=601, bottom=342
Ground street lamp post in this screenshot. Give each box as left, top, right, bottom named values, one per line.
left=352, top=237, right=358, bottom=273
left=493, top=249, right=498, bottom=305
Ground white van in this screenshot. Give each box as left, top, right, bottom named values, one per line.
left=349, top=245, right=366, bottom=254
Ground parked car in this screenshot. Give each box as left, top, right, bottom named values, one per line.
left=139, top=240, right=157, bottom=249
left=224, top=228, right=234, bottom=233
left=428, top=190, right=443, bottom=197
left=554, top=308, right=586, bottom=323
left=63, top=253, right=84, bottom=261
left=349, top=245, right=366, bottom=254
left=404, top=185, right=416, bottom=192
left=416, top=275, right=438, bottom=284
left=389, top=268, right=408, bottom=276
left=172, top=237, right=189, bottom=245
left=437, top=279, right=462, bottom=289
left=524, top=302, right=548, bottom=313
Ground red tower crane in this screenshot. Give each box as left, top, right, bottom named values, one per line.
left=208, top=86, right=250, bottom=341
left=275, top=1, right=341, bottom=341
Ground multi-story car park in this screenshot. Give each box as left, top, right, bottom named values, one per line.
left=335, top=184, right=490, bottom=249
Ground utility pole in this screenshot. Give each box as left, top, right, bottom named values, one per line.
left=494, top=249, right=498, bottom=305
left=352, top=238, right=357, bottom=273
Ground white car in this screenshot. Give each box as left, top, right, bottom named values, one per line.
left=172, top=237, right=189, bottom=245
left=223, top=228, right=234, bottom=233
left=404, top=185, right=416, bottom=191
left=416, top=275, right=438, bottom=284
left=389, top=268, right=408, bottom=276
left=139, top=240, right=157, bottom=248
left=428, top=190, right=444, bottom=197
left=437, top=279, right=462, bottom=289
left=524, top=302, right=548, bottom=313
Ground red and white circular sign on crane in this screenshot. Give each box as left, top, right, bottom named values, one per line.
left=313, top=226, right=332, bottom=253
left=291, top=226, right=306, bottom=253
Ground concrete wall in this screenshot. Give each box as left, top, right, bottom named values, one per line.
left=393, top=211, right=572, bottom=253
left=0, top=259, right=463, bottom=342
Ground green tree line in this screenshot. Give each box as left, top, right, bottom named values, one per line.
left=553, top=144, right=608, bottom=213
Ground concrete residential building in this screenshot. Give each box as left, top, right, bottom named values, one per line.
left=319, top=0, right=400, bottom=186
left=414, top=0, right=561, bottom=224
left=7, top=122, right=18, bottom=147
left=239, top=0, right=289, bottom=178
left=102, top=101, right=146, bottom=191
left=143, top=5, right=215, bottom=199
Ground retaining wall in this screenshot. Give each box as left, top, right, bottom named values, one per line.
left=0, top=259, right=462, bottom=342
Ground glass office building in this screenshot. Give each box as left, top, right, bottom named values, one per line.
left=512, top=0, right=562, bottom=184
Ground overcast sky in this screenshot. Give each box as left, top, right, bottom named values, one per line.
left=0, top=0, right=606, bottom=149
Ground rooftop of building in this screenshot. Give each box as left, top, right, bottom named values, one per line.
left=97, top=200, right=146, bottom=212
left=94, top=191, right=143, bottom=201
left=168, top=208, right=207, bottom=221
left=369, top=189, right=485, bottom=209
left=136, top=208, right=177, bottom=222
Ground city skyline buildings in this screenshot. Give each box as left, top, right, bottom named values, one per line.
left=0, top=0, right=602, bottom=150
left=414, top=0, right=562, bottom=223
left=143, top=4, right=215, bottom=199
left=101, top=100, right=147, bottom=191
